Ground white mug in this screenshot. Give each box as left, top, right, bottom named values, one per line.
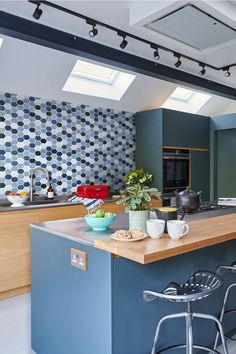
left=146, top=219, right=165, bottom=239
left=167, top=220, right=189, bottom=240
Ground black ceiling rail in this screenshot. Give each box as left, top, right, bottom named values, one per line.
left=28, top=0, right=236, bottom=72
left=0, top=10, right=235, bottom=99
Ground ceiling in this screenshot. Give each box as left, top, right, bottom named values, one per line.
left=0, top=0, right=235, bottom=115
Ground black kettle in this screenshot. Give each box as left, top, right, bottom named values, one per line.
left=175, top=187, right=202, bottom=213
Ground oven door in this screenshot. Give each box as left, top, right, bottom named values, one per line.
left=163, top=156, right=189, bottom=194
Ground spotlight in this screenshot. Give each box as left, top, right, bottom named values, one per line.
left=174, top=54, right=182, bottom=68
left=89, top=24, right=98, bottom=37
left=224, top=67, right=231, bottom=77
left=199, top=64, right=206, bottom=76
left=153, top=48, right=160, bottom=60
left=33, top=4, right=43, bottom=20
left=120, top=35, right=128, bottom=49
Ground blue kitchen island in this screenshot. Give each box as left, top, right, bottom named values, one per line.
left=30, top=212, right=236, bottom=354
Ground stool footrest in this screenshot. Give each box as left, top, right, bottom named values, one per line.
left=155, top=344, right=221, bottom=354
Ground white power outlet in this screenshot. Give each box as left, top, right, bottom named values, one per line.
left=71, top=248, right=87, bottom=271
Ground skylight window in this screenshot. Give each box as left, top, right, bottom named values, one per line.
left=63, top=59, right=136, bottom=100
left=72, top=60, right=119, bottom=85
left=162, top=86, right=211, bottom=113
left=170, top=87, right=194, bottom=101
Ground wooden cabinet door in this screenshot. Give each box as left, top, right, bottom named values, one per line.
left=0, top=212, right=39, bottom=293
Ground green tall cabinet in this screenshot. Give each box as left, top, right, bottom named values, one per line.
left=136, top=108, right=210, bottom=201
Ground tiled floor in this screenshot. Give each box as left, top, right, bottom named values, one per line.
left=0, top=293, right=235, bottom=354
left=0, top=293, right=35, bottom=354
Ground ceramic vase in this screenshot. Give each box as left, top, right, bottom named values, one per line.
left=128, top=210, right=150, bottom=232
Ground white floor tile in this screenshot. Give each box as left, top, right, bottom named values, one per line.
left=0, top=293, right=35, bottom=354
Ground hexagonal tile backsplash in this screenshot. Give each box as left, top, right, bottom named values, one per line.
left=0, top=92, right=135, bottom=198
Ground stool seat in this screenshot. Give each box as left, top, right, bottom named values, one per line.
left=216, top=261, right=236, bottom=275
left=143, top=270, right=228, bottom=354
left=143, top=271, right=223, bottom=303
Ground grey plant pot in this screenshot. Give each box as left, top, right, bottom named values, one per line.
left=128, top=210, right=150, bottom=232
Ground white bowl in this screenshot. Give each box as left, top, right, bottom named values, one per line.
left=7, top=195, right=28, bottom=207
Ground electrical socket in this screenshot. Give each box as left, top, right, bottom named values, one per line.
left=71, top=248, right=87, bottom=271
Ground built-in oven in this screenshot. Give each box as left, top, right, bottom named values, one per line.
left=163, top=148, right=190, bottom=195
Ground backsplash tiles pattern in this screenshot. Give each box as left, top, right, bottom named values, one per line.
left=0, top=92, right=135, bottom=198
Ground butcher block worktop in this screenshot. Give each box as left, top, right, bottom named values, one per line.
left=32, top=210, right=236, bottom=264
left=94, top=213, right=236, bottom=263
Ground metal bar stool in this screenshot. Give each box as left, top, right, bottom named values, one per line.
left=143, top=270, right=228, bottom=354
left=214, top=261, right=236, bottom=349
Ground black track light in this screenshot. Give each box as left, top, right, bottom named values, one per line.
left=89, top=24, right=98, bottom=38
left=153, top=48, right=160, bottom=60
left=120, top=35, right=128, bottom=49
left=174, top=54, right=182, bottom=68
left=224, top=67, right=231, bottom=77
left=199, top=63, right=206, bottom=76
left=33, top=4, right=43, bottom=20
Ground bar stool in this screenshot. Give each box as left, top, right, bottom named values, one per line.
left=214, top=261, right=236, bottom=349
left=143, top=270, right=228, bottom=354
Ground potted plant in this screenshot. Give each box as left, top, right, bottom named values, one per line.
left=116, top=169, right=160, bottom=231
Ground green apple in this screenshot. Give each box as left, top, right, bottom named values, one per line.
left=105, top=212, right=114, bottom=218
left=95, top=209, right=105, bottom=218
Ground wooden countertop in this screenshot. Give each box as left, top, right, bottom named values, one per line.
left=94, top=213, right=236, bottom=264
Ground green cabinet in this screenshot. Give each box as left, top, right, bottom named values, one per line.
left=191, top=150, right=210, bottom=201
left=162, top=110, right=191, bottom=147
left=135, top=109, right=163, bottom=190
left=136, top=108, right=210, bottom=198
left=216, top=129, right=236, bottom=198
left=162, top=109, right=210, bottom=149
left=190, top=115, right=210, bottom=149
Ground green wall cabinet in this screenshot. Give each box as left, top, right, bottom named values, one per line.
left=211, top=114, right=236, bottom=199
left=190, top=115, right=210, bottom=149
left=162, top=110, right=191, bottom=147
left=191, top=150, right=210, bottom=201
left=136, top=108, right=210, bottom=200
left=216, top=129, right=236, bottom=198
left=162, top=109, right=210, bottom=149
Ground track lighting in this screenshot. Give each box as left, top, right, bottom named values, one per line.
left=33, top=4, right=43, bottom=20
left=120, top=35, right=128, bottom=49
left=199, top=63, right=206, bottom=76
left=174, top=54, right=182, bottom=68
left=89, top=24, right=98, bottom=37
left=224, top=67, right=231, bottom=77
left=28, top=1, right=234, bottom=77
left=153, top=47, right=160, bottom=60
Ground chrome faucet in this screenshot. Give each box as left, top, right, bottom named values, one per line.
left=30, top=167, right=50, bottom=202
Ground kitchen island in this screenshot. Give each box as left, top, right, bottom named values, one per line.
left=30, top=210, right=236, bottom=354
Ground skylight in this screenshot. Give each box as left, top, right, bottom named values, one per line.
left=162, top=86, right=211, bottom=113
left=170, top=87, right=194, bottom=101
left=63, top=59, right=136, bottom=100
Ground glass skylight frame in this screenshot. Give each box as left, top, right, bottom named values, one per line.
left=63, top=59, right=136, bottom=101
left=71, top=60, right=120, bottom=85
left=162, top=86, right=211, bottom=113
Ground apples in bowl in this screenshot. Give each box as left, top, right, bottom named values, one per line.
left=85, top=209, right=116, bottom=231
left=7, top=192, right=29, bottom=207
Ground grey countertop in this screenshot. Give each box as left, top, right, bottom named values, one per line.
left=0, top=195, right=115, bottom=213
left=31, top=213, right=128, bottom=245
left=31, top=207, right=236, bottom=246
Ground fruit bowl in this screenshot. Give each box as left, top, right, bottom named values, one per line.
left=7, top=193, right=29, bottom=207
left=85, top=214, right=117, bottom=231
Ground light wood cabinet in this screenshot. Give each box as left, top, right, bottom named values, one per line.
left=0, top=199, right=161, bottom=300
